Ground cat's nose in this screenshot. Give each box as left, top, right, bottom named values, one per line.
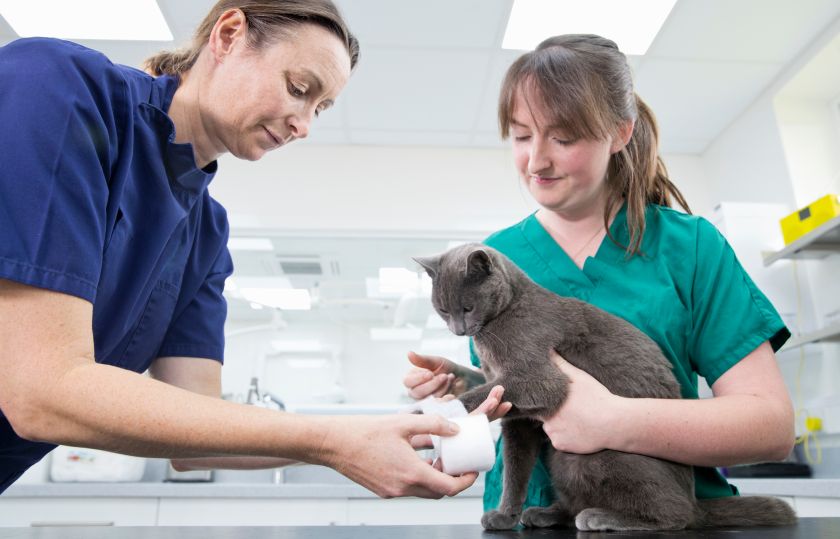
left=451, top=320, right=466, bottom=336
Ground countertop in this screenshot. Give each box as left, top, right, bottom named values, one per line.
left=0, top=520, right=837, bottom=539
left=3, top=478, right=838, bottom=499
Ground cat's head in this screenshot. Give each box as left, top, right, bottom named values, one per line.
left=413, top=244, right=515, bottom=337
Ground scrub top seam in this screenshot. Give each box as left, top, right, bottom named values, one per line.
left=0, top=255, right=98, bottom=300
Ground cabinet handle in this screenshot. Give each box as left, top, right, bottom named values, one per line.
left=31, top=521, right=115, bottom=527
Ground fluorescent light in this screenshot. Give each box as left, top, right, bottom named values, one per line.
left=378, top=268, right=421, bottom=295
left=502, top=0, right=676, bottom=55
left=240, top=288, right=312, bottom=310
left=370, top=327, right=423, bottom=341
left=228, top=237, right=274, bottom=251
left=0, top=0, right=174, bottom=41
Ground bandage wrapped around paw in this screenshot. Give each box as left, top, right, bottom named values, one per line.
left=409, top=397, right=496, bottom=475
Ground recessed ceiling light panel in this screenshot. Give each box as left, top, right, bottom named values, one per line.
left=0, top=0, right=174, bottom=41
left=502, top=0, right=677, bottom=55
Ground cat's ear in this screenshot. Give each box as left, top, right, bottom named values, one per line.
left=413, top=255, right=441, bottom=279
left=466, top=249, right=493, bottom=280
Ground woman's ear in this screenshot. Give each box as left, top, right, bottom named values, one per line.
left=610, top=119, right=635, bottom=154
left=208, top=8, right=248, bottom=62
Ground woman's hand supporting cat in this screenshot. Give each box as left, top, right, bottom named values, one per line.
left=540, top=351, right=621, bottom=454
left=542, top=344, right=794, bottom=466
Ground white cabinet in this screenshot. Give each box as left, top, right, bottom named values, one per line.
left=0, top=497, right=157, bottom=527
left=156, top=498, right=347, bottom=526
left=792, top=496, right=840, bottom=517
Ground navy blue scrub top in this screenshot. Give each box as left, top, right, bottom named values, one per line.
left=0, top=38, right=234, bottom=492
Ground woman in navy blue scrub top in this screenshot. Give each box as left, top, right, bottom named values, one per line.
left=0, top=0, right=506, bottom=497
left=404, top=34, right=795, bottom=518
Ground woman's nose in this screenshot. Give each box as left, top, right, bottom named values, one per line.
left=287, top=112, right=312, bottom=140
left=528, top=139, right=551, bottom=175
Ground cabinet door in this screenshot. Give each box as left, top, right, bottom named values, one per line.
left=0, top=497, right=157, bottom=527
left=793, top=496, right=840, bottom=517
left=347, top=497, right=482, bottom=525
left=157, top=498, right=348, bottom=526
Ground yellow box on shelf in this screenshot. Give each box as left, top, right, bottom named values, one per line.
left=780, top=194, right=840, bottom=245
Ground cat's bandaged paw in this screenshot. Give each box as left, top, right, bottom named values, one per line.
left=407, top=397, right=496, bottom=475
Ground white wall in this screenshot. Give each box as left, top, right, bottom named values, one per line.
left=210, top=144, right=538, bottom=235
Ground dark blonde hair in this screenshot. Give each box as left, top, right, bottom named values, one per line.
left=144, top=0, right=359, bottom=76
left=499, top=34, right=690, bottom=256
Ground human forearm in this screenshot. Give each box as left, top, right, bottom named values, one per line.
left=607, top=394, right=794, bottom=467
left=171, top=456, right=300, bottom=471
left=19, top=361, right=331, bottom=464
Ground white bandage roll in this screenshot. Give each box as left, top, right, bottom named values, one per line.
left=437, top=414, right=496, bottom=476
left=405, top=397, right=497, bottom=476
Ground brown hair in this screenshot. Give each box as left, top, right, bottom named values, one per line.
left=144, top=0, right=359, bottom=76
left=498, top=34, right=690, bottom=256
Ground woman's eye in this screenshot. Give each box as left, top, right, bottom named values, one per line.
left=514, top=135, right=530, bottom=142
left=288, top=82, right=306, bottom=98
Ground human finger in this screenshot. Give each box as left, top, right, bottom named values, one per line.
left=401, top=413, right=459, bottom=439
left=410, top=467, right=478, bottom=498
left=403, top=367, right=434, bottom=389
left=410, top=433, right=433, bottom=450
left=407, top=373, right=451, bottom=399
left=407, top=351, right=450, bottom=373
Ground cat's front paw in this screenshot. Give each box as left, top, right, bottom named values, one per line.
left=521, top=506, right=567, bottom=528
left=481, top=509, right=520, bottom=530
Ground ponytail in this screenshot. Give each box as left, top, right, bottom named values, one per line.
left=607, top=94, right=691, bottom=255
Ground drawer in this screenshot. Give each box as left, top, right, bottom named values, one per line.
left=0, top=497, right=157, bottom=527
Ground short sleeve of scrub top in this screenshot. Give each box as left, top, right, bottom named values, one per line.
left=0, top=41, right=121, bottom=300
left=470, top=204, right=790, bottom=512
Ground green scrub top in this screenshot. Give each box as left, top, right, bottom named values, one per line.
left=471, top=204, right=790, bottom=512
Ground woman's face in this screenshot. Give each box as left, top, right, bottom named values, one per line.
left=509, top=89, right=623, bottom=218
left=203, top=22, right=352, bottom=161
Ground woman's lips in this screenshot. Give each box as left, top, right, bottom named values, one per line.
left=263, top=126, right=284, bottom=148
left=532, top=176, right=562, bottom=185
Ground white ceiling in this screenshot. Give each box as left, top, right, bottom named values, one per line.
left=2, top=0, right=840, bottom=153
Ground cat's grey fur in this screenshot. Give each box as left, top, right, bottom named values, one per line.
left=414, top=243, right=796, bottom=532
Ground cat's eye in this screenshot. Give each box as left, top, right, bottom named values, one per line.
left=439, top=308, right=449, bottom=315
left=463, top=306, right=473, bottom=313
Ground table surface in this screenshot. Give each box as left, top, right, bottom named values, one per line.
left=0, top=519, right=838, bottom=539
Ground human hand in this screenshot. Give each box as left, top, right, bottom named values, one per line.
left=409, top=385, right=511, bottom=450
left=540, top=350, right=621, bottom=454
left=403, top=351, right=462, bottom=398
left=319, top=414, right=478, bottom=498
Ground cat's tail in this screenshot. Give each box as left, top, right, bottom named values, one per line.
left=695, top=496, right=796, bottom=528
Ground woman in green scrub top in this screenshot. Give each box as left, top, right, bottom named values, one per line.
left=404, top=34, right=794, bottom=513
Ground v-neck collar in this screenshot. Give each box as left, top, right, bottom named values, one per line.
left=520, top=204, right=629, bottom=292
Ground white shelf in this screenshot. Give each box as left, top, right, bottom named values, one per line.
left=781, top=320, right=840, bottom=351
left=763, top=215, right=840, bottom=266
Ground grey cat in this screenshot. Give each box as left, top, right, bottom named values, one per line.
left=414, top=243, right=796, bottom=532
